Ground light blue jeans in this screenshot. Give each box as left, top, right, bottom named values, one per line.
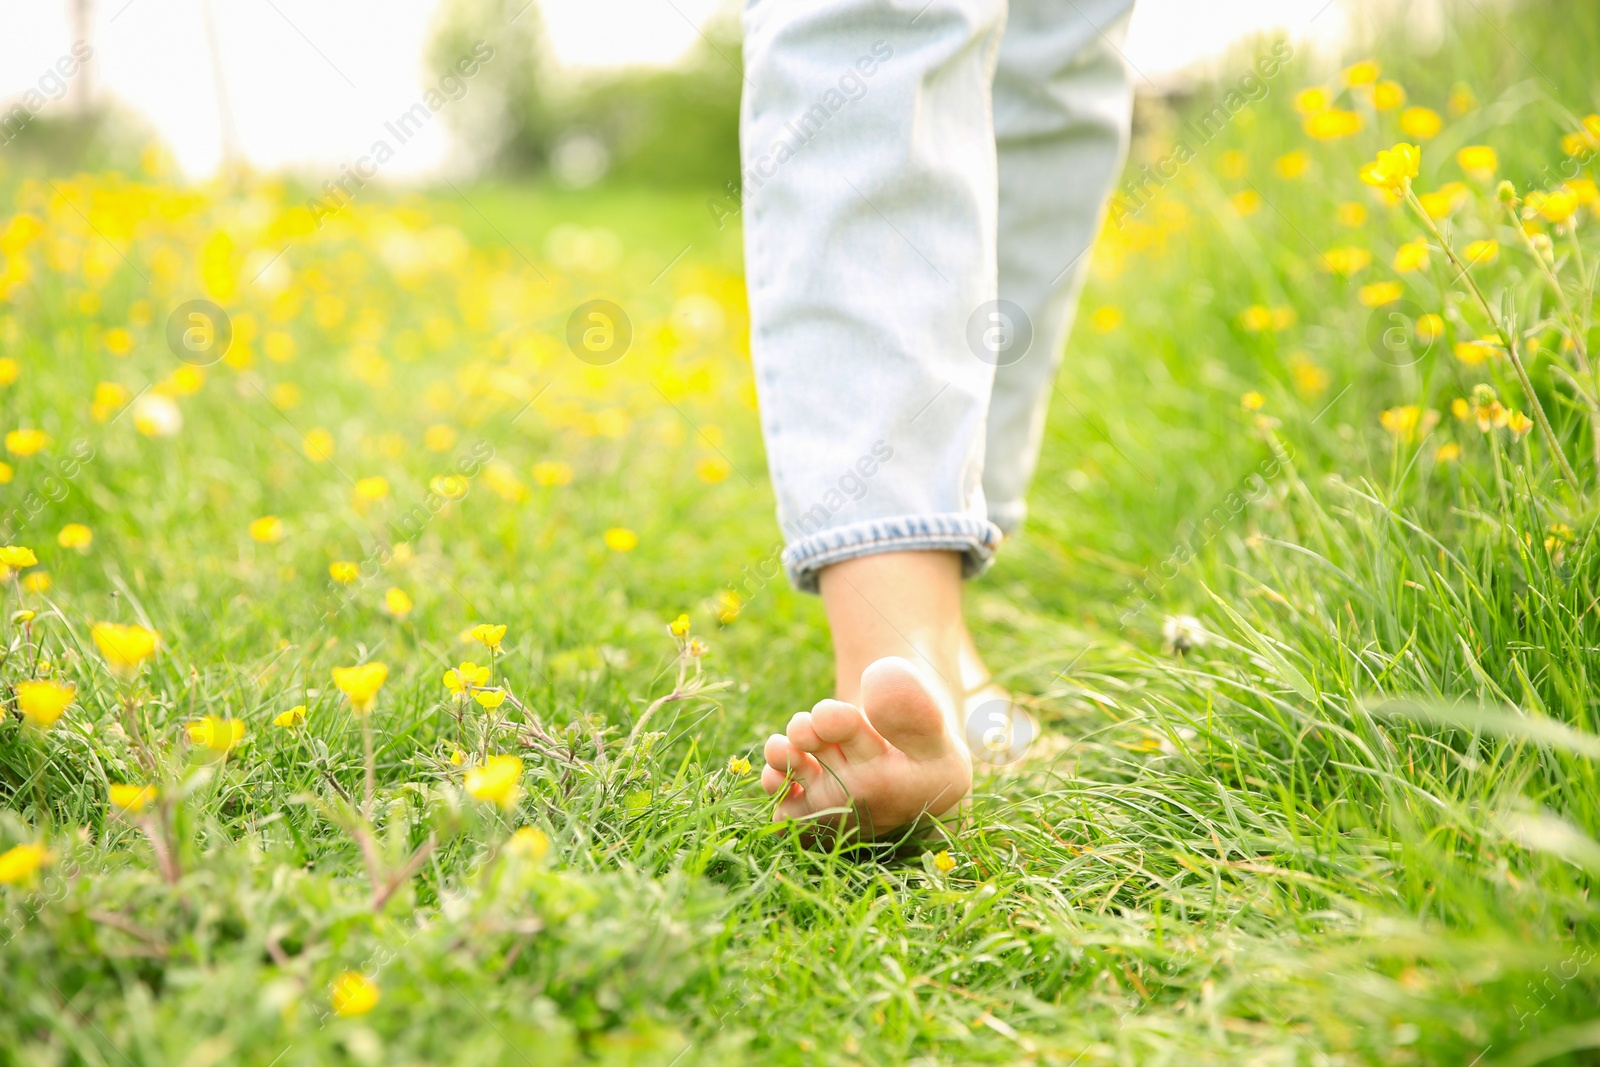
left=741, top=0, right=1135, bottom=592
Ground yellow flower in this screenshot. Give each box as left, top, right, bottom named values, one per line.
left=1418, top=183, right=1469, bottom=219
left=1463, top=239, right=1499, bottom=266
left=423, top=424, right=458, bottom=452
left=1359, top=143, right=1420, bottom=192
left=1471, top=385, right=1510, bottom=431
left=0, top=842, right=50, bottom=884
left=1289, top=355, right=1330, bottom=398
left=1392, top=238, right=1430, bottom=273
left=1305, top=109, right=1363, bottom=140
left=464, top=753, right=524, bottom=808
left=715, top=589, right=742, bottom=624
left=1293, top=86, right=1331, bottom=115
left=1229, top=189, right=1262, bottom=216
left=1456, top=145, right=1498, bottom=181
left=472, top=688, right=506, bottom=710
left=132, top=393, right=182, bottom=437
left=303, top=429, right=335, bottom=463
left=1321, top=247, right=1372, bottom=275
left=333, top=663, right=388, bottom=716
left=727, top=755, right=752, bottom=776
left=1568, top=179, right=1599, bottom=207
left=330, top=972, right=379, bottom=1017
left=1238, top=306, right=1273, bottom=332
left=0, top=463, right=12, bottom=484
left=187, top=715, right=246, bottom=754
left=669, top=613, right=691, bottom=637
left=109, top=783, right=156, bottom=814
left=353, top=476, right=390, bottom=504
left=1089, top=305, right=1122, bottom=332
left=1336, top=201, right=1368, bottom=227
left=5, top=429, right=48, bottom=457
left=1435, top=443, right=1462, bottom=463
left=273, top=705, right=307, bottom=728
left=1239, top=391, right=1266, bottom=412
left=1220, top=150, right=1247, bottom=178
left=1415, top=314, right=1445, bottom=343
left=604, top=528, right=639, bottom=552
left=1342, top=59, right=1380, bottom=86
left=1455, top=339, right=1499, bottom=365
left=383, top=587, right=413, bottom=617
left=1447, top=83, right=1477, bottom=116
left=449, top=748, right=466, bottom=766
left=1451, top=398, right=1471, bottom=421
left=470, top=623, right=506, bottom=652
left=1400, top=106, right=1442, bottom=140
left=329, top=561, right=359, bottom=583
left=695, top=456, right=731, bottom=484
left=443, top=661, right=491, bottom=694
left=508, top=826, right=550, bottom=861
left=92, top=622, right=160, bottom=677
left=264, top=331, right=296, bottom=363
left=57, top=524, right=92, bottom=550
left=429, top=475, right=469, bottom=501
left=531, top=460, right=574, bottom=487
left=0, top=545, right=37, bottom=568
left=12, top=610, right=34, bottom=624
left=16, top=679, right=74, bottom=730
left=1506, top=410, right=1533, bottom=440
left=1358, top=282, right=1405, bottom=307
left=1380, top=405, right=1423, bottom=441
left=249, top=516, right=286, bottom=543
left=1527, top=189, right=1580, bottom=225
left=1371, top=80, right=1406, bottom=111
left=21, top=572, right=48, bottom=594
left=933, top=849, right=957, bottom=874
left=1275, top=151, right=1311, bottom=179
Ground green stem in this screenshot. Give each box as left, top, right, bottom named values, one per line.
left=1404, top=185, right=1582, bottom=492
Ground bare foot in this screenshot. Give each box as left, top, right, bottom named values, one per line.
left=761, top=656, right=973, bottom=840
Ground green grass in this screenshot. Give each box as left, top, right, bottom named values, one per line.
left=3, top=2, right=1600, bottom=1063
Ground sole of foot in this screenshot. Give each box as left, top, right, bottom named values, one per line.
left=760, top=656, right=973, bottom=842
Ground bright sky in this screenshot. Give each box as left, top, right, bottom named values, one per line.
left=0, top=0, right=1355, bottom=181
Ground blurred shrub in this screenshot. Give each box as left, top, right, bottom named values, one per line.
left=431, top=0, right=742, bottom=189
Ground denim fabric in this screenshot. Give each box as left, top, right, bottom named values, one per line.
left=741, top=0, right=1135, bottom=593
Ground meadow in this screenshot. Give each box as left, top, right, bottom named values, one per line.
left=3, top=2, right=1600, bottom=1063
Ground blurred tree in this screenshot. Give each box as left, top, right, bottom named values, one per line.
left=430, top=0, right=741, bottom=188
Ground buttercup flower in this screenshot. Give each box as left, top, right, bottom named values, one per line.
left=1359, top=143, right=1420, bottom=192
left=1456, top=145, right=1497, bottom=181
left=5, top=429, right=48, bottom=457
left=1463, top=239, right=1499, bottom=267
left=933, top=849, right=958, bottom=874
left=470, top=623, right=507, bottom=652
left=330, top=972, right=379, bottom=1016
left=1275, top=151, right=1311, bottom=180
left=1322, top=247, right=1373, bottom=275
left=715, top=589, right=742, bottom=623
left=92, top=622, right=160, bottom=677
left=464, top=754, right=524, bottom=808
left=0, top=842, right=50, bottom=884
left=1358, top=282, right=1405, bottom=307
left=329, top=561, right=359, bottom=583
left=727, top=755, right=752, bottom=776
left=1240, top=391, right=1265, bottom=412
left=0, top=545, right=37, bottom=568
left=383, top=587, right=414, bottom=617
left=333, top=663, right=389, bottom=716
left=1400, top=106, right=1442, bottom=140
left=353, top=476, right=390, bottom=504
left=1506, top=411, right=1533, bottom=440
left=531, top=460, right=574, bottom=487
left=248, top=516, right=286, bottom=543
left=604, top=527, right=638, bottom=552
left=472, top=688, right=507, bottom=710
left=1435, top=443, right=1462, bottom=463
left=273, top=705, right=307, bottom=728
left=16, top=679, right=74, bottom=730
left=57, top=524, right=92, bottom=550
left=302, top=428, right=335, bottom=462
left=1342, top=59, right=1380, bottom=86
left=187, top=715, right=246, bottom=754
left=1393, top=238, right=1430, bottom=273
left=443, top=661, right=491, bottom=694
left=1305, top=109, right=1363, bottom=140
left=1293, top=86, right=1330, bottom=115
left=1371, top=80, right=1406, bottom=110
left=669, top=613, right=691, bottom=637
left=109, top=783, right=157, bottom=814
left=507, top=826, right=550, bottom=861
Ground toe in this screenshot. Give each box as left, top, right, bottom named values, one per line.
left=786, top=712, right=825, bottom=753
left=860, top=656, right=954, bottom=761
left=760, top=765, right=798, bottom=798
left=764, top=733, right=822, bottom=782
left=809, top=699, right=888, bottom=762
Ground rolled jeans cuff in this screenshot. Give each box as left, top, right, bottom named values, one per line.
left=781, top=513, right=1005, bottom=593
